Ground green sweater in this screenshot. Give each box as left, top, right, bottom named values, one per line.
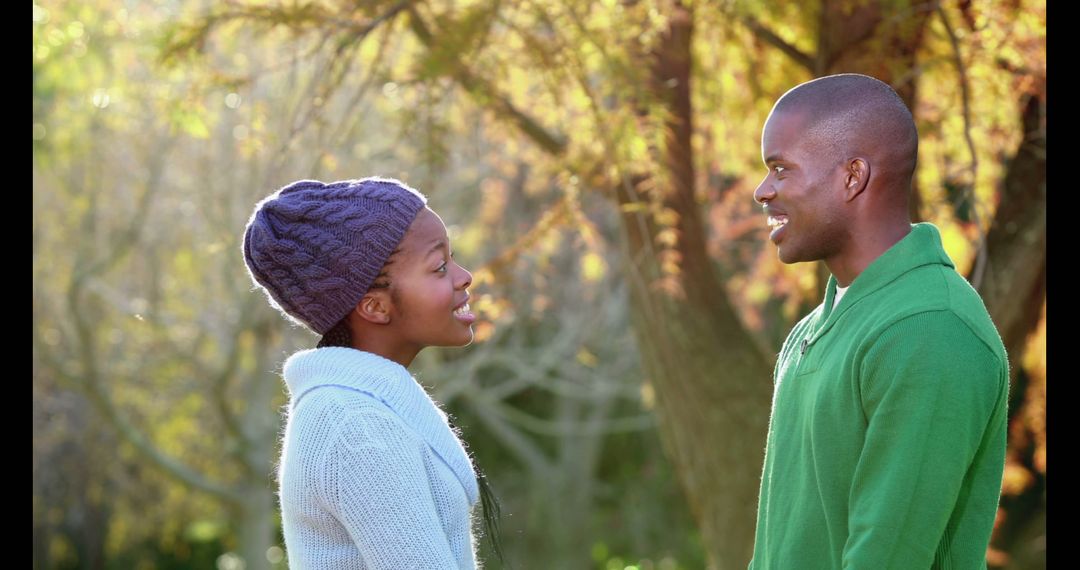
left=749, top=223, right=1009, bottom=569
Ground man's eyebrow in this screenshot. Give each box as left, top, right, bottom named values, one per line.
left=764, top=154, right=785, bottom=164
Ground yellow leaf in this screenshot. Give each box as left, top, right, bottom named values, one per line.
left=576, top=348, right=598, bottom=368
left=656, top=228, right=679, bottom=248
left=471, top=268, right=495, bottom=287
left=640, top=381, right=655, bottom=410
left=654, top=207, right=679, bottom=227
left=473, top=321, right=495, bottom=343
left=581, top=252, right=607, bottom=282
left=940, top=222, right=974, bottom=276
left=747, top=281, right=770, bottom=304
left=628, top=135, right=648, bottom=162
left=321, top=153, right=338, bottom=173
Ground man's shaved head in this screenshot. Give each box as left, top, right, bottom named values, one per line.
left=754, top=74, right=922, bottom=280
left=773, top=74, right=918, bottom=188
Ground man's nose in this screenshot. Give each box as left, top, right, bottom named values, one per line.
left=754, top=177, right=775, bottom=205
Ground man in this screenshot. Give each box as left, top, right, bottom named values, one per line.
left=748, top=74, right=1009, bottom=569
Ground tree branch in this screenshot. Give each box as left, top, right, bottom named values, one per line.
left=211, top=295, right=264, bottom=473
left=466, top=396, right=553, bottom=476
left=740, top=15, right=814, bottom=72
left=406, top=6, right=568, bottom=156
left=63, top=133, right=242, bottom=504
left=67, top=277, right=242, bottom=503
left=938, top=4, right=987, bottom=288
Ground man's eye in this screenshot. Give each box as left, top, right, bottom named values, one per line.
left=774, top=165, right=786, bottom=174
left=436, top=261, right=448, bottom=273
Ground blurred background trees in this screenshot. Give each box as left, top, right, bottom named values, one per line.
left=33, top=1, right=1045, bottom=568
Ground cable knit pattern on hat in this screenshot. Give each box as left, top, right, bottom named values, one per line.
left=278, top=347, right=480, bottom=570
left=242, top=177, right=427, bottom=335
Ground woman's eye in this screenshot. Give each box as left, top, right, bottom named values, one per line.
left=436, top=261, right=448, bottom=273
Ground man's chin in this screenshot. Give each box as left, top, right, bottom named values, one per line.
left=777, top=243, right=816, bottom=265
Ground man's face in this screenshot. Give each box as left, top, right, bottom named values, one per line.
left=753, top=109, right=849, bottom=265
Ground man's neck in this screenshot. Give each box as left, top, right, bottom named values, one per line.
left=826, top=221, right=912, bottom=287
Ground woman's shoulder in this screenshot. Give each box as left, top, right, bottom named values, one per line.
left=290, top=387, right=419, bottom=446
left=292, top=385, right=395, bottom=421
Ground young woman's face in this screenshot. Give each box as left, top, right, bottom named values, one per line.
left=385, top=207, right=475, bottom=352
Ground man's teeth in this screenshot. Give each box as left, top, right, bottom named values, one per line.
left=454, top=303, right=471, bottom=316
left=768, top=216, right=789, bottom=229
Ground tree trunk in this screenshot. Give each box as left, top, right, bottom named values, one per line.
left=237, top=485, right=276, bottom=570
left=975, top=91, right=1046, bottom=369
left=976, top=87, right=1046, bottom=565
left=619, top=3, right=773, bottom=566
left=236, top=317, right=285, bottom=568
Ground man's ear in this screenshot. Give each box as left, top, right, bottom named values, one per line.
left=844, top=157, right=870, bottom=202
left=353, top=291, right=392, bottom=325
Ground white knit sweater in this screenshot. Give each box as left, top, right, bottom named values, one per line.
left=277, top=347, right=480, bottom=569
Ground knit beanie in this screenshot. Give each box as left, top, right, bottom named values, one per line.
left=242, top=177, right=427, bottom=335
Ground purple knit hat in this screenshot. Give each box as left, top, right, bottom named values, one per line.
left=242, top=177, right=427, bottom=335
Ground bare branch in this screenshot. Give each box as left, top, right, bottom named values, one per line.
left=210, top=295, right=265, bottom=470
left=466, top=396, right=553, bottom=475
left=60, top=134, right=242, bottom=504
left=325, top=24, right=396, bottom=149
left=406, top=6, right=568, bottom=156
left=83, top=361, right=242, bottom=502
left=165, top=0, right=414, bottom=55
left=938, top=4, right=988, bottom=288
left=66, top=276, right=241, bottom=502
left=482, top=397, right=654, bottom=436
left=740, top=15, right=814, bottom=72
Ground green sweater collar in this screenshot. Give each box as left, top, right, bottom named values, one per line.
left=816, top=222, right=955, bottom=332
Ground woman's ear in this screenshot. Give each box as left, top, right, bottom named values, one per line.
left=354, top=291, right=392, bottom=325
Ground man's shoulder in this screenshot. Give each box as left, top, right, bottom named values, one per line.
left=880, top=265, right=1004, bottom=355
left=856, top=264, right=981, bottom=322
left=869, top=263, right=951, bottom=307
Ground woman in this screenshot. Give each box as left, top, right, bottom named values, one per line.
left=242, top=177, right=500, bottom=569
